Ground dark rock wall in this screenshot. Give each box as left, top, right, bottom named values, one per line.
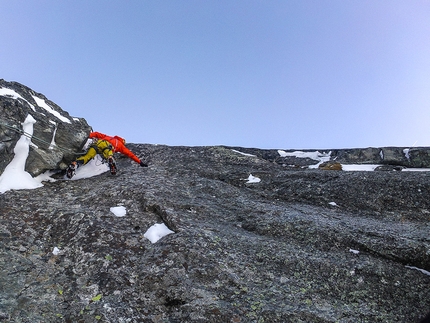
left=0, top=144, right=429, bottom=322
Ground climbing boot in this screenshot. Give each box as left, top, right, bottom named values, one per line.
left=66, top=161, right=77, bottom=179
left=108, top=157, right=117, bottom=175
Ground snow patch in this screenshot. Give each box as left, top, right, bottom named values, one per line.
left=67, top=155, right=109, bottom=180
left=144, top=223, right=174, bottom=243
left=32, top=95, right=71, bottom=123
left=35, top=170, right=57, bottom=183
left=110, top=206, right=127, bottom=217
left=405, top=265, right=430, bottom=276
left=245, top=174, right=261, bottom=183
left=232, top=149, right=256, bottom=157
left=341, top=164, right=381, bottom=171
left=402, top=168, right=430, bottom=172
left=49, top=121, right=58, bottom=149
left=278, top=150, right=331, bottom=168
left=0, top=115, right=44, bottom=193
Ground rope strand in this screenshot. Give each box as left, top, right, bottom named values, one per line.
left=0, top=118, right=86, bottom=155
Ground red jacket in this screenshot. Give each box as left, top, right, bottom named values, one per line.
left=89, top=132, right=141, bottom=164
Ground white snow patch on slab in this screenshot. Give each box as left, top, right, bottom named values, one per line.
left=245, top=174, right=261, bottom=183
left=67, top=155, right=109, bottom=180
left=232, top=149, right=256, bottom=157
left=341, top=164, right=381, bottom=171
left=35, top=170, right=57, bottom=183
left=144, top=223, right=174, bottom=243
left=32, top=95, right=71, bottom=123
left=405, top=265, right=430, bottom=276
left=110, top=206, right=127, bottom=217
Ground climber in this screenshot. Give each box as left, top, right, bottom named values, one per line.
left=66, top=131, right=147, bottom=179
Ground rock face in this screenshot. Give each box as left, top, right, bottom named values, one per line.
left=0, top=144, right=429, bottom=322
left=0, top=79, right=91, bottom=176
left=234, top=146, right=430, bottom=169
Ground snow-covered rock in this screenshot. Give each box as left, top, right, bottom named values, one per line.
left=0, top=79, right=91, bottom=176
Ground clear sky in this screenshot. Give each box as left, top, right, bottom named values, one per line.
left=1, top=1, right=429, bottom=149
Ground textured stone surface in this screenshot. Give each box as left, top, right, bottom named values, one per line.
left=0, top=144, right=429, bottom=322
left=0, top=79, right=91, bottom=176
left=230, top=146, right=430, bottom=168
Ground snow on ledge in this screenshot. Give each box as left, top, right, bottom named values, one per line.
left=32, top=95, right=71, bottom=123
left=341, top=164, right=381, bottom=171
left=232, top=149, right=257, bottom=157
left=405, top=265, right=430, bottom=276
left=278, top=150, right=331, bottom=168
left=0, top=87, right=36, bottom=111
left=277, top=150, right=430, bottom=171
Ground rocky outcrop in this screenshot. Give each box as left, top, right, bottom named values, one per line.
left=332, top=146, right=430, bottom=168
left=230, top=146, right=430, bottom=169
left=0, top=144, right=429, bottom=322
left=0, top=79, right=91, bottom=176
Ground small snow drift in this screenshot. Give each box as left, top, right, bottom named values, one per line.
left=0, top=115, right=43, bottom=193
left=245, top=174, right=261, bottom=183
left=144, top=223, right=174, bottom=243
left=110, top=206, right=127, bottom=217
left=68, top=155, right=109, bottom=180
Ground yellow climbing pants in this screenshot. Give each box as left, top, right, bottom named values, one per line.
left=76, top=140, right=113, bottom=165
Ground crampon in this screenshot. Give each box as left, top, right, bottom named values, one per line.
left=108, top=157, right=117, bottom=175
left=66, top=162, right=77, bottom=179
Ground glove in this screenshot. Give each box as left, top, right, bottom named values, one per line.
left=140, top=161, right=148, bottom=167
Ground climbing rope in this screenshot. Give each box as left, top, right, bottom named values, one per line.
left=0, top=117, right=86, bottom=155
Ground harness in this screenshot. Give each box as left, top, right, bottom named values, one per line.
left=91, top=140, right=113, bottom=156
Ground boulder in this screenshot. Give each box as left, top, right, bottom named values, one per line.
left=318, top=161, right=342, bottom=170
left=380, top=147, right=410, bottom=166
left=0, top=79, right=91, bottom=176
left=408, top=148, right=430, bottom=168
left=330, top=147, right=383, bottom=164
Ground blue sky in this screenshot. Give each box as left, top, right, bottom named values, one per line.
left=1, top=1, right=429, bottom=149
